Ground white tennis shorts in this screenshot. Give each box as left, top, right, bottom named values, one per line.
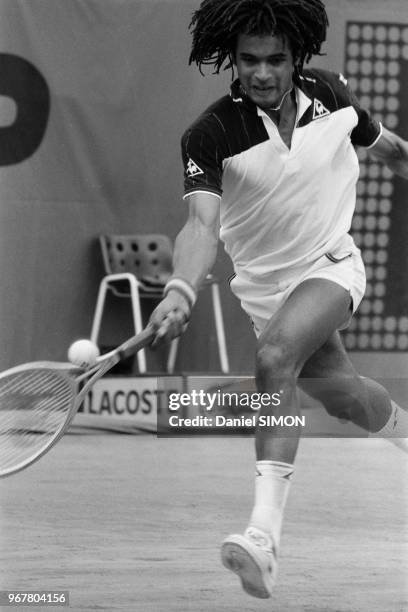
left=230, top=240, right=366, bottom=337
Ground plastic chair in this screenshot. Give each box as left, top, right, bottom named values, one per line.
left=90, top=234, right=230, bottom=373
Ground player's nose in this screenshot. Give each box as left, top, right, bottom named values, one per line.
left=254, top=62, right=271, bottom=81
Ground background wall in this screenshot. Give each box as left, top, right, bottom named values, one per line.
left=0, top=0, right=406, bottom=372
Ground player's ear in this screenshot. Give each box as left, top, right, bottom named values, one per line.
left=290, top=43, right=301, bottom=69
left=293, top=63, right=302, bottom=85
left=230, top=35, right=239, bottom=66
left=228, top=49, right=237, bottom=81
left=292, top=52, right=302, bottom=84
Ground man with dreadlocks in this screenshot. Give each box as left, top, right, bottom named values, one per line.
left=150, top=0, right=408, bottom=599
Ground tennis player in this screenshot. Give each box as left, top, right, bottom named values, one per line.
left=149, top=0, right=408, bottom=599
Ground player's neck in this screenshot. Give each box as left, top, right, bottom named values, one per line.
left=265, top=88, right=297, bottom=127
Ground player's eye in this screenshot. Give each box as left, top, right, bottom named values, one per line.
left=269, top=57, right=286, bottom=66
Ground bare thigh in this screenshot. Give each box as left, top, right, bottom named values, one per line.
left=257, top=278, right=353, bottom=376
left=254, top=278, right=353, bottom=460
left=298, top=332, right=392, bottom=430
left=300, top=331, right=356, bottom=378
left=298, top=332, right=360, bottom=418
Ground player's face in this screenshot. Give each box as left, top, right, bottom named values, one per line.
left=234, top=33, right=296, bottom=109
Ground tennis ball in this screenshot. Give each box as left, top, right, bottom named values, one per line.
left=68, top=339, right=100, bottom=368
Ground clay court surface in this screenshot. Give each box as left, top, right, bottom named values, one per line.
left=0, top=435, right=407, bottom=612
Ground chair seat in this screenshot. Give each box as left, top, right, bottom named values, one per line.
left=108, top=271, right=218, bottom=299
left=107, top=274, right=169, bottom=298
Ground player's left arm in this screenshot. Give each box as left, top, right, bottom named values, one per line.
left=369, top=127, right=408, bottom=180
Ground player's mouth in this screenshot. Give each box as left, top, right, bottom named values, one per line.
left=251, top=86, right=277, bottom=101
left=252, top=86, right=274, bottom=95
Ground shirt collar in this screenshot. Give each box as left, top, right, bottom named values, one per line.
left=230, top=78, right=312, bottom=121
left=295, top=87, right=312, bottom=121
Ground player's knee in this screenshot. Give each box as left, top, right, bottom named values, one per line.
left=316, top=381, right=369, bottom=423
left=255, top=341, right=296, bottom=382
left=320, top=391, right=353, bottom=420
left=318, top=377, right=392, bottom=430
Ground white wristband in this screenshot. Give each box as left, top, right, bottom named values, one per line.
left=164, top=278, right=197, bottom=310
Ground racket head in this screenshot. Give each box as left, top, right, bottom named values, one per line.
left=0, top=326, right=155, bottom=477
left=0, top=361, right=81, bottom=477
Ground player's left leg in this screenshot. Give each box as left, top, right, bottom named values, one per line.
left=221, top=277, right=353, bottom=598
left=298, top=331, right=408, bottom=448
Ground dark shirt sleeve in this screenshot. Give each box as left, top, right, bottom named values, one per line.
left=181, top=125, right=224, bottom=198
left=339, top=73, right=382, bottom=147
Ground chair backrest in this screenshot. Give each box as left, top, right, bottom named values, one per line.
left=100, top=234, right=173, bottom=283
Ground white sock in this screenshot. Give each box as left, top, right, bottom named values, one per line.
left=248, top=460, right=294, bottom=547
left=369, top=401, right=408, bottom=452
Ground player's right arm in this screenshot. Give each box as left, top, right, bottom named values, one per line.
left=149, top=191, right=220, bottom=344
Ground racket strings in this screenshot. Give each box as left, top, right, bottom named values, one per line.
left=0, top=369, right=74, bottom=473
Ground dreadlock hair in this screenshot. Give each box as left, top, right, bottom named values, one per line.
left=189, top=0, right=329, bottom=77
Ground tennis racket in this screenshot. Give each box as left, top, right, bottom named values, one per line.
left=0, top=325, right=155, bottom=478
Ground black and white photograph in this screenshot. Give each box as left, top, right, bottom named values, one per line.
left=0, top=0, right=407, bottom=610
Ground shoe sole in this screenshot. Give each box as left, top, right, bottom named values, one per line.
left=221, top=535, right=275, bottom=599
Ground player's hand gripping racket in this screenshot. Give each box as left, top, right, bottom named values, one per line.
left=0, top=325, right=155, bottom=477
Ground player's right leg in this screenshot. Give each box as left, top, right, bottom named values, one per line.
left=298, top=331, right=391, bottom=430
left=298, top=331, right=408, bottom=447
left=221, top=277, right=353, bottom=598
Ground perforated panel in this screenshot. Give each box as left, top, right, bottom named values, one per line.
left=103, top=234, right=173, bottom=283
left=342, top=22, right=408, bottom=351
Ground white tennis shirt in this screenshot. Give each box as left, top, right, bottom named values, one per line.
left=182, top=69, right=382, bottom=281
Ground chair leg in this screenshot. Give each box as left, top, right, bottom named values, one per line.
left=90, top=275, right=147, bottom=373
left=128, top=277, right=147, bottom=373
left=90, top=278, right=110, bottom=345
left=211, top=282, right=230, bottom=373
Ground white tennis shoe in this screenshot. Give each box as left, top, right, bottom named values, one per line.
left=221, top=526, right=278, bottom=598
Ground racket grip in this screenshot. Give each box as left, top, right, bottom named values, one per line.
left=117, top=325, right=156, bottom=361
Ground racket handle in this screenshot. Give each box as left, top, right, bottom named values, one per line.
left=116, top=325, right=156, bottom=361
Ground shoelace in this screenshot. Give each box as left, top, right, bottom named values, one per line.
left=246, top=528, right=275, bottom=554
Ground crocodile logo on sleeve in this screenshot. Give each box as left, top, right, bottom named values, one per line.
left=186, top=158, right=204, bottom=177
